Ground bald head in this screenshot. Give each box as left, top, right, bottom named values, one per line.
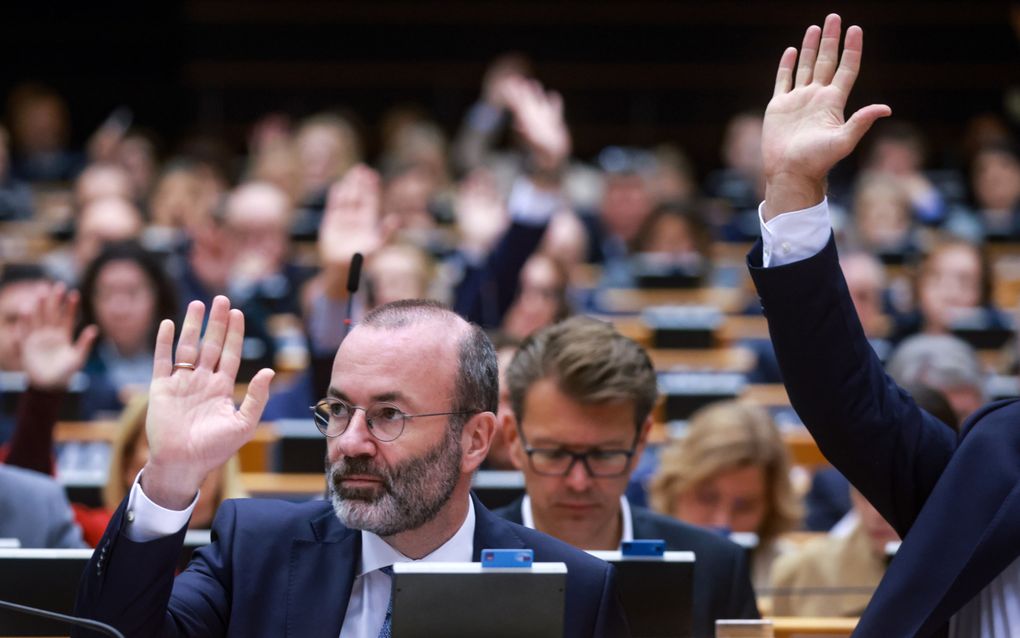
left=76, top=197, right=143, bottom=268
left=76, top=163, right=134, bottom=207
left=225, top=181, right=291, bottom=230
left=353, top=300, right=498, bottom=416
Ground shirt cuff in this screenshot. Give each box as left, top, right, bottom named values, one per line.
left=507, top=177, right=566, bottom=227
left=123, top=471, right=198, bottom=542
left=758, top=198, right=831, bottom=267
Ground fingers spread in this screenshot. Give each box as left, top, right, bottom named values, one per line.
left=813, top=13, right=843, bottom=86
left=795, top=25, right=821, bottom=87
left=175, top=300, right=205, bottom=367
left=153, top=319, right=176, bottom=379
left=238, top=367, right=275, bottom=428
left=774, top=47, right=798, bottom=96
left=843, top=104, right=893, bottom=148
left=198, top=296, right=231, bottom=371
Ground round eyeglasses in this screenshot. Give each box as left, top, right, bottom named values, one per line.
left=310, top=397, right=477, bottom=442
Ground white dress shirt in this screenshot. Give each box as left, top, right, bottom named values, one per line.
left=759, top=198, right=1020, bottom=637
left=124, top=475, right=476, bottom=638
left=519, top=494, right=634, bottom=543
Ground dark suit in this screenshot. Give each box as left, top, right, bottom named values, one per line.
left=494, top=498, right=758, bottom=638
left=74, top=494, right=628, bottom=637
left=749, top=235, right=1020, bottom=638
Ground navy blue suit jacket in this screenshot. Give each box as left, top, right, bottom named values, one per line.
left=74, top=493, right=628, bottom=637
left=749, top=236, right=1020, bottom=638
left=494, top=498, right=759, bottom=638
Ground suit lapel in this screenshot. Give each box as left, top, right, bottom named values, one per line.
left=285, top=510, right=362, bottom=638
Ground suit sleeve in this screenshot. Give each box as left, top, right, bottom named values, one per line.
left=74, top=499, right=240, bottom=637
left=747, top=235, right=957, bottom=537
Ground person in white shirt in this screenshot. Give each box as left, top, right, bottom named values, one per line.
left=74, top=296, right=627, bottom=637
left=750, top=13, right=1020, bottom=637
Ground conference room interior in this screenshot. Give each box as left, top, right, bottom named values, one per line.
left=0, top=2, right=1018, bottom=636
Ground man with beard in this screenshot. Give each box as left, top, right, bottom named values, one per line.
left=74, top=296, right=627, bottom=637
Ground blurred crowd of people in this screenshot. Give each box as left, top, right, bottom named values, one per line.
left=1, top=52, right=1019, bottom=619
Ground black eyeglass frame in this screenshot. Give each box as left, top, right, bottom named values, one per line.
left=310, top=397, right=478, bottom=442
left=516, top=427, right=640, bottom=477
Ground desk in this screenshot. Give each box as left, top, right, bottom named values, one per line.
left=769, top=616, right=858, bottom=637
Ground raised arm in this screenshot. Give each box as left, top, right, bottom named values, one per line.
left=751, top=15, right=958, bottom=536
left=761, top=13, right=891, bottom=219
left=140, top=296, right=274, bottom=510
left=5, top=284, right=97, bottom=474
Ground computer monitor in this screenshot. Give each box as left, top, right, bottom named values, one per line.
left=391, top=562, right=566, bottom=638
left=0, top=548, right=93, bottom=636
left=587, top=550, right=695, bottom=638
left=470, top=470, right=525, bottom=510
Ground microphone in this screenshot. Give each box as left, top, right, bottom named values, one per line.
left=342, top=252, right=363, bottom=339
left=0, top=598, right=125, bottom=638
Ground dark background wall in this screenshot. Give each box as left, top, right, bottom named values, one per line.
left=2, top=0, right=1017, bottom=177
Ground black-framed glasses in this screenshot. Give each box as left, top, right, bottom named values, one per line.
left=518, top=429, right=638, bottom=477
left=310, top=397, right=477, bottom=442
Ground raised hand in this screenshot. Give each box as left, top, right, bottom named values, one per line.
left=762, top=13, right=892, bottom=220
left=141, top=296, right=274, bottom=510
left=454, top=168, right=509, bottom=255
left=503, top=76, right=572, bottom=175
left=319, top=165, right=394, bottom=265
left=22, top=284, right=98, bottom=390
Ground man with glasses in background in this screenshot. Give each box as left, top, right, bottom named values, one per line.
left=494, top=316, right=759, bottom=637
left=75, top=296, right=627, bottom=637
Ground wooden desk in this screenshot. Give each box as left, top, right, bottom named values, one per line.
left=55, top=421, right=279, bottom=473
left=241, top=472, right=325, bottom=497
left=769, top=616, right=858, bottom=637
left=597, top=287, right=747, bottom=314
left=53, top=421, right=119, bottom=443
left=649, top=347, right=756, bottom=373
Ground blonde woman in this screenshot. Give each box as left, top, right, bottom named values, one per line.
left=650, top=401, right=802, bottom=590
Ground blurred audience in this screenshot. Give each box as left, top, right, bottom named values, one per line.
left=649, top=401, right=802, bottom=591
left=76, top=241, right=177, bottom=418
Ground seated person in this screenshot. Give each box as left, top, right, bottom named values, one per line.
left=771, top=488, right=900, bottom=617
left=75, top=298, right=627, bottom=637
left=0, top=264, right=51, bottom=442
left=889, top=237, right=1006, bottom=346
left=76, top=241, right=178, bottom=419
left=0, top=464, right=86, bottom=548
left=649, top=401, right=802, bottom=591
left=497, top=316, right=758, bottom=636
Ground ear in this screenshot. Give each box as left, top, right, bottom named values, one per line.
left=460, top=411, right=497, bottom=474
left=503, top=412, right=526, bottom=471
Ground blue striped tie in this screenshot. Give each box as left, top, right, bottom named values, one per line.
left=377, top=565, right=394, bottom=638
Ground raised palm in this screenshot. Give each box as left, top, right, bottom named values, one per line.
left=143, top=296, right=274, bottom=509
left=21, top=285, right=98, bottom=390
left=762, top=14, right=891, bottom=217
left=319, top=165, right=391, bottom=268
left=504, top=76, right=571, bottom=173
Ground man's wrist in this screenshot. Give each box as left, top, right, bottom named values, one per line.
left=763, top=173, right=826, bottom=221
left=140, top=463, right=202, bottom=511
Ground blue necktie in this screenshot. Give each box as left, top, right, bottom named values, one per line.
left=377, top=565, right=394, bottom=638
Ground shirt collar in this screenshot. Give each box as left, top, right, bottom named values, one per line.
left=520, top=494, right=633, bottom=544
left=358, top=496, right=476, bottom=577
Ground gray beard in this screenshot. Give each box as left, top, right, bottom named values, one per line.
left=328, top=429, right=462, bottom=537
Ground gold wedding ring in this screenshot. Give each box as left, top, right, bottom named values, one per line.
left=173, top=362, right=197, bottom=371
